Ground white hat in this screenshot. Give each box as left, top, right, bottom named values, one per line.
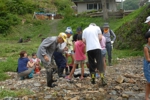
left=145, top=16, right=150, bottom=23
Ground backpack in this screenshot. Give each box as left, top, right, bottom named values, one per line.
left=101, top=27, right=113, bottom=35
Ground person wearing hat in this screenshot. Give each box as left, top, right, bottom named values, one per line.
left=82, top=23, right=106, bottom=86
left=65, top=27, right=74, bottom=75
left=144, top=16, right=150, bottom=31
left=53, top=42, right=67, bottom=78
left=73, top=27, right=82, bottom=42
left=37, top=32, right=67, bottom=87
left=102, top=23, right=116, bottom=66
left=143, top=31, right=150, bottom=100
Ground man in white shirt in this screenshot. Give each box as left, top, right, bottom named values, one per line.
left=82, top=23, right=106, bottom=86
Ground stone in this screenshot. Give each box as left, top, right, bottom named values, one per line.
left=122, top=94, right=129, bottom=98
left=116, top=75, right=124, bottom=84
left=33, top=82, right=41, bottom=87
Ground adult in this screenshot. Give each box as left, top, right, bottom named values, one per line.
left=102, top=23, right=116, bottom=66
left=17, top=51, right=35, bottom=80
left=37, top=32, right=67, bottom=87
left=53, top=42, right=67, bottom=78
left=73, top=27, right=82, bottom=42
left=145, top=16, right=150, bottom=31
left=82, top=23, right=106, bottom=85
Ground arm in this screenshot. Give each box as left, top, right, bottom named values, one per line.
left=98, top=26, right=102, bottom=41
left=40, top=37, right=55, bottom=56
left=56, top=42, right=68, bottom=53
left=98, top=34, right=102, bottom=41
left=144, top=47, right=150, bottom=62
left=110, top=30, right=116, bottom=42
left=27, top=61, right=35, bottom=68
left=83, top=44, right=86, bottom=54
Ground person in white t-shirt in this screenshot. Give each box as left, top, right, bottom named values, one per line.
left=82, top=23, right=106, bottom=86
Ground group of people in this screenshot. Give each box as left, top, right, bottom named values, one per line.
left=15, top=15, right=150, bottom=99
left=17, top=52, right=41, bottom=80
left=17, top=22, right=116, bottom=88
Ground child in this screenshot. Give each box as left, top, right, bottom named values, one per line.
left=31, top=53, right=41, bottom=74
left=100, top=35, right=107, bottom=72
left=65, top=27, right=74, bottom=74
left=143, top=31, right=150, bottom=100
left=65, top=34, right=86, bottom=80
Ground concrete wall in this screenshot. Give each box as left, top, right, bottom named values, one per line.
left=76, top=0, right=117, bottom=13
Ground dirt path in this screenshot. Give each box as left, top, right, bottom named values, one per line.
left=49, top=19, right=61, bottom=34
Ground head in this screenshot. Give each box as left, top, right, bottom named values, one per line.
left=76, top=27, right=82, bottom=34
left=32, top=53, right=37, bottom=59
left=145, top=31, right=150, bottom=43
left=103, top=23, right=110, bottom=30
left=77, top=33, right=82, bottom=40
left=145, top=16, right=150, bottom=25
left=19, top=51, right=27, bottom=58
left=58, top=32, right=67, bottom=44
left=89, top=23, right=96, bottom=26
left=65, top=27, right=73, bottom=38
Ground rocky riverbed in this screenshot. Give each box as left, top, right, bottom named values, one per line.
left=1, top=56, right=146, bottom=100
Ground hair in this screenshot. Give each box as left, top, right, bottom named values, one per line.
left=19, top=51, right=26, bottom=58
left=145, top=31, right=150, bottom=42
left=77, top=34, right=82, bottom=40
left=32, top=53, right=36, bottom=56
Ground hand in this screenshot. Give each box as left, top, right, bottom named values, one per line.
left=111, top=41, right=114, bottom=44
left=63, top=47, right=68, bottom=51
left=44, top=55, right=49, bottom=62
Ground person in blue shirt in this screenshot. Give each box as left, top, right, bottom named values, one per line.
left=17, top=51, right=35, bottom=80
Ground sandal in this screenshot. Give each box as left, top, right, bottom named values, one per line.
left=80, top=77, right=84, bottom=80
left=65, top=75, right=71, bottom=80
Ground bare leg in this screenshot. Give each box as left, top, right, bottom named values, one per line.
left=68, top=64, right=77, bottom=78
left=70, top=54, right=74, bottom=65
left=80, top=63, right=84, bottom=79
left=145, top=83, right=150, bottom=100
left=103, top=57, right=106, bottom=71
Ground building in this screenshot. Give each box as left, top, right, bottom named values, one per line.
left=72, top=0, right=121, bottom=14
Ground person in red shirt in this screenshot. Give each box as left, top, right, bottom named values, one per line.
left=31, top=53, right=41, bottom=74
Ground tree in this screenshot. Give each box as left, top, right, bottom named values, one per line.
left=101, top=0, right=108, bottom=20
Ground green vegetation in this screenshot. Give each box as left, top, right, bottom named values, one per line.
left=0, top=88, right=33, bottom=99
left=0, top=0, right=147, bottom=98
left=115, top=5, right=150, bottom=50
left=117, top=0, right=141, bottom=10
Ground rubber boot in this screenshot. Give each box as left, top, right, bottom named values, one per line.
left=65, top=67, right=69, bottom=75
left=91, top=72, right=96, bottom=84
left=58, top=67, right=66, bottom=78
left=108, top=58, right=112, bottom=66
left=100, top=73, right=107, bottom=86
left=46, top=69, right=57, bottom=87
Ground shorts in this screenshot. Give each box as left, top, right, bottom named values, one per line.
left=143, top=58, right=150, bottom=83
left=101, top=49, right=106, bottom=57
left=65, top=50, right=74, bottom=55
left=74, top=60, right=86, bottom=64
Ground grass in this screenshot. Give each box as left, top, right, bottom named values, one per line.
left=0, top=88, right=33, bottom=99
left=0, top=5, right=145, bottom=98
